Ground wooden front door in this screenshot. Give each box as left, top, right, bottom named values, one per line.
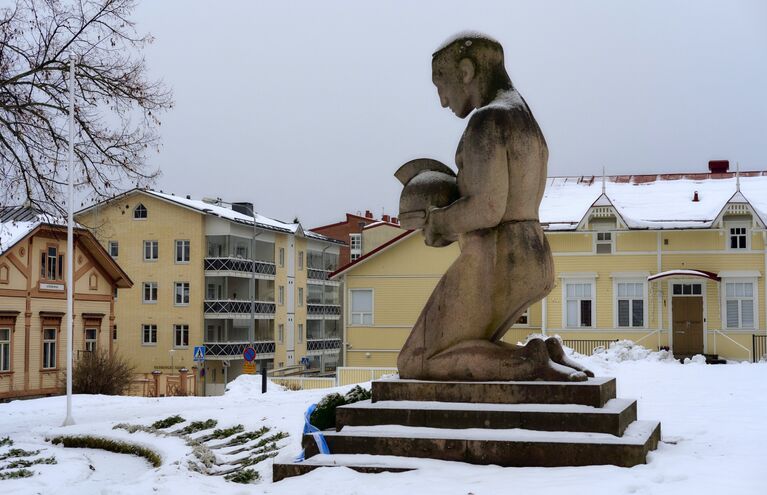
left=672, top=297, right=704, bottom=355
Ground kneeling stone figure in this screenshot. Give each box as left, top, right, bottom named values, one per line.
left=396, top=32, right=593, bottom=382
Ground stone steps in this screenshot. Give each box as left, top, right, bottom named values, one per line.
left=372, top=377, right=617, bottom=407
left=299, top=420, right=660, bottom=469
left=337, top=398, right=637, bottom=436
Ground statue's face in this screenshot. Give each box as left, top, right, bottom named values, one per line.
left=431, top=55, right=473, bottom=119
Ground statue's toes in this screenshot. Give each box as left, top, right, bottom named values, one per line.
left=568, top=371, right=588, bottom=382
left=584, top=368, right=595, bottom=378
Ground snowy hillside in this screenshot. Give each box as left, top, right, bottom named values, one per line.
left=1, top=343, right=765, bottom=494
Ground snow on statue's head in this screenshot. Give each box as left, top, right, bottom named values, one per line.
left=431, top=32, right=510, bottom=119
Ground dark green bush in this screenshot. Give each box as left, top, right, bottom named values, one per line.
left=0, top=469, right=33, bottom=480
left=50, top=436, right=161, bottom=467
left=309, top=385, right=372, bottom=430
left=0, top=437, right=12, bottom=447
left=224, top=468, right=260, bottom=483
left=151, top=415, right=185, bottom=429
left=176, top=419, right=217, bottom=435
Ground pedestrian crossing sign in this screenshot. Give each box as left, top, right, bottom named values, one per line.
left=193, top=346, right=205, bottom=362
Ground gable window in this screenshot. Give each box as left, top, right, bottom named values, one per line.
left=142, top=324, right=157, bottom=345
left=350, top=234, right=362, bottom=261
left=143, top=282, right=158, bottom=303
left=616, top=281, right=645, bottom=327
left=42, top=328, right=56, bottom=369
left=595, top=232, right=613, bottom=254
left=108, top=241, right=119, bottom=258
left=174, top=324, right=189, bottom=348
left=564, top=281, right=594, bottom=328
left=0, top=328, right=10, bottom=372
left=175, top=240, right=190, bottom=263
left=350, top=289, right=373, bottom=325
left=84, top=328, right=97, bottom=352
left=728, top=225, right=749, bottom=250
left=134, top=204, right=147, bottom=219
left=175, top=282, right=190, bottom=306
left=41, top=246, right=64, bottom=280
left=143, top=240, right=158, bottom=261
left=725, top=281, right=755, bottom=329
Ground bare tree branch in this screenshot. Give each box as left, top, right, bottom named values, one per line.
left=0, top=0, right=173, bottom=215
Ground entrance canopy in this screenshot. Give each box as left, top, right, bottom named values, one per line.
left=647, top=269, right=721, bottom=282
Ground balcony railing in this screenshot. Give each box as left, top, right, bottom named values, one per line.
left=204, top=299, right=276, bottom=316
left=307, top=304, right=341, bottom=317
left=204, top=257, right=276, bottom=276
left=307, top=268, right=332, bottom=280
left=204, top=341, right=276, bottom=358
left=306, top=338, right=342, bottom=353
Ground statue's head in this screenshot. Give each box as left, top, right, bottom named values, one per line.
left=432, top=32, right=510, bottom=118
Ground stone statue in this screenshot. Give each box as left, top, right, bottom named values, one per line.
left=396, top=32, right=593, bottom=382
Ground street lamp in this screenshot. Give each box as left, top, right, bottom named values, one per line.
left=63, top=53, right=77, bottom=427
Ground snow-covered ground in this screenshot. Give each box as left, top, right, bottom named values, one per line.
left=1, top=342, right=766, bottom=494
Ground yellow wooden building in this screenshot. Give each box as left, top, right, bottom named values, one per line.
left=76, top=189, right=343, bottom=395
left=333, top=169, right=767, bottom=365
left=0, top=207, right=132, bottom=400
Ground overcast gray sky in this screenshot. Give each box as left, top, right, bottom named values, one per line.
left=133, top=0, right=767, bottom=228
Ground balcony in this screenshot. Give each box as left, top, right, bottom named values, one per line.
left=307, top=304, right=341, bottom=318
left=204, top=341, right=276, bottom=360
left=204, top=299, right=276, bottom=319
left=306, top=338, right=342, bottom=356
left=204, top=257, right=276, bottom=278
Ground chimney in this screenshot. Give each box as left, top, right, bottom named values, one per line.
left=692, top=191, right=700, bottom=202
left=382, top=214, right=391, bottom=223
left=231, top=202, right=255, bottom=216
left=392, top=217, right=399, bottom=224
left=708, top=160, right=729, bottom=174
left=365, top=210, right=374, bottom=219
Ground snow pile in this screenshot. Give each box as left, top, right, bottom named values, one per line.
left=587, top=340, right=676, bottom=363
left=683, top=354, right=708, bottom=365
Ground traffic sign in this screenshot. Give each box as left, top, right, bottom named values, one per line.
left=243, top=346, right=256, bottom=362
left=193, top=346, right=205, bottom=362
left=243, top=362, right=257, bottom=375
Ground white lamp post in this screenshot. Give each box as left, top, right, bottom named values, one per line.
left=62, top=53, right=76, bottom=427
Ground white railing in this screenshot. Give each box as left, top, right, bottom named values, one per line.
left=712, top=330, right=752, bottom=361
left=336, top=367, right=398, bottom=386
left=271, top=376, right=336, bottom=390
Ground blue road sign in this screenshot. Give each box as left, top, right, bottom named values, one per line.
left=193, top=346, right=206, bottom=362
left=243, top=346, right=256, bottom=362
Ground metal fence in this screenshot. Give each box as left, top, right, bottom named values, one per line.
left=204, top=257, right=276, bottom=276
left=203, top=299, right=276, bottom=315
left=753, top=334, right=767, bottom=363
left=307, top=304, right=342, bottom=316
left=561, top=339, right=618, bottom=356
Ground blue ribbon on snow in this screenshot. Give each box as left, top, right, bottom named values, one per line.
left=295, top=403, right=330, bottom=462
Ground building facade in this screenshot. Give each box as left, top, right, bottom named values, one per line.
left=0, top=207, right=132, bottom=400
left=76, top=189, right=343, bottom=395
left=333, top=167, right=767, bottom=365
left=312, top=211, right=401, bottom=265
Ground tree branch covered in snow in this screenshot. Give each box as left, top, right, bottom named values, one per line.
left=0, top=0, right=172, bottom=215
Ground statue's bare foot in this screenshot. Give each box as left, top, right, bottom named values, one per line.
left=514, top=339, right=588, bottom=382
left=545, top=337, right=595, bottom=378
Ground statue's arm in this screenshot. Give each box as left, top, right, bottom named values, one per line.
left=426, top=110, right=509, bottom=237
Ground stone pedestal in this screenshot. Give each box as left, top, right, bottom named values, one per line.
left=273, top=377, right=661, bottom=481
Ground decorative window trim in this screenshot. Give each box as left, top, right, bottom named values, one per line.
left=42, top=327, right=58, bottom=370
left=0, top=263, right=9, bottom=284
left=612, top=278, right=648, bottom=329
left=725, top=221, right=750, bottom=251
left=722, top=277, right=759, bottom=330
left=84, top=327, right=98, bottom=353
left=350, top=234, right=362, bottom=261
left=0, top=326, right=11, bottom=372
left=593, top=231, right=614, bottom=254
left=562, top=279, right=596, bottom=329
left=133, top=203, right=148, bottom=220
left=88, top=272, right=98, bottom=291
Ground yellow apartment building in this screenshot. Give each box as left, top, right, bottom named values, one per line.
left=76, top=189, right=343, bottom=395
left=333, top=168, right=767, bottom=366
left=0, top=207, right=132, bottom=400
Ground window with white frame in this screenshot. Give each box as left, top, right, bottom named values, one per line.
left=616, top=281, right=645, bottom=327
left=298, top=323, right=304, bottom=343
left=84, top=328, right=97, bottom=352
left=350, top=234, right=362, bottom=261
left=143, top=240, right=158, bottom=261
left=279, top=248, right=285, bottom=267
left=278, top=324, right=284, bottom=343
left=298, top=287, right=304, bottom=306
left=142, top=324, right=157, bottom=345
left=564, top=281, right=594, bottom=328
left=174, top=324, right=189, bottom=347
left=350, top=289, right=373, bottom=325
left=0, top=328, right=10, bottom=372
left=595, top=232, right=613, bottom=254
left=133, top=203, right=147, bottom=219
left=42, top=328, right=56, bottom=369
left=278, top=286, right=285, bottom=305
left=143, top=282, right=158, bottom=303
left=727, top=224, right=749, bottom=250
left=514, top=309, right=529, bottom=326
left=41, top=246, right=64, bottom=280
left=298, top=251, right=304, bottom=270
left=175, top=240, right=190, bottom=263
left=108, top=241, right=119, bottom=258
left=175, top=282, right=190, bottom=305
left=725, top=280, right=755, bottom=329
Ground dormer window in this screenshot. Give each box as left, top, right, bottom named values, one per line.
left=596, top=232, right=612, bottom=254
left=134, top=203, right=147, bottom=219
left=728, top=224, right=748, bottom=250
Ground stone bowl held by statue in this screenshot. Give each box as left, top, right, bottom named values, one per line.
left=394, top=158, right=459, bottom=230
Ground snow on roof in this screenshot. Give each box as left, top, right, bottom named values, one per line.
left=142, top=190, right=342, bottom=244
left=648, top=269, right=721, bottom=282
left=0, top=220, right=39, bottom=256
left=541, top=173, right=767, bottom=230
